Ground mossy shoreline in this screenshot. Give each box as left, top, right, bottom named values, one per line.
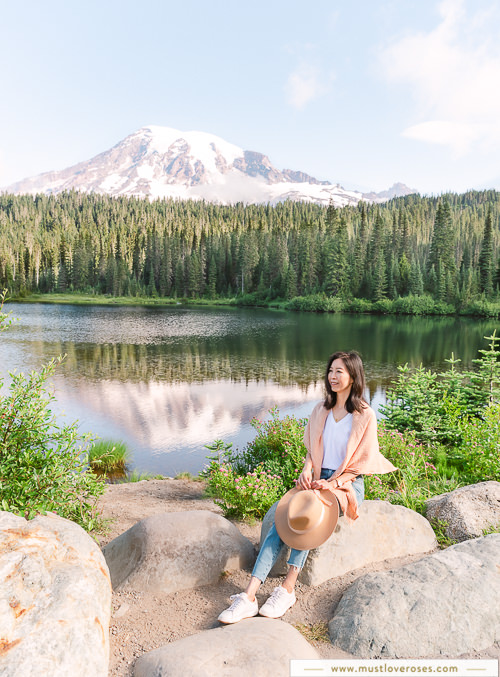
left=6, top=291, right=500, bottom=318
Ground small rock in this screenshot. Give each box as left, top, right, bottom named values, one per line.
left=113, top=602, right=130, bottom=618
left=425, top=481, right=500, bottom=542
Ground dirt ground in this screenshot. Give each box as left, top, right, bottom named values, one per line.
left=95, top=479, right=500, bottom=676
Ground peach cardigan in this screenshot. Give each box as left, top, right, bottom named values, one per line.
left=303, top=402, right=396, bottom=520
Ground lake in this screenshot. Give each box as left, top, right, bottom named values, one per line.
left=1, top=303, right=498, bottom=475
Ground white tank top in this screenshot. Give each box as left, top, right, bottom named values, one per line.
left=322, top=411, right=353, bottom=470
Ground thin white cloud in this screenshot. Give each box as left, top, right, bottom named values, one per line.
left=380, top=0, right=500, bottom=154
left=285, top=62, right=331, bottom=110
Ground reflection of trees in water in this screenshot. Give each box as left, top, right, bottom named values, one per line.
left=56, top=341, right=327, bottom=390
left=26, top=311, right=498, bottom=394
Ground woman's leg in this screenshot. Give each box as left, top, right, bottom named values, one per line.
left=219, top=519, right=300, bottom=623
left=248, top=521, right=286, bottom=596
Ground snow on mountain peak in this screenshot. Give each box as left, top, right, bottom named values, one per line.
left=2, top=125, right=417, bottom=206
left=133, top=125, right=244, bottom=174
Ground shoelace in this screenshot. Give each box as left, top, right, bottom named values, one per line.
left=265, top=587, right=288, bottom=609
left=227, top=593, right=246, bottom=610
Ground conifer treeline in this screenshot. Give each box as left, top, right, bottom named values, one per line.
left=0, top=190, right=499, bottom=306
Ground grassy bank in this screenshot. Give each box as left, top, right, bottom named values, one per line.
left=9, top=291, right=500, bottom=318
left=8, top=292, right=238, bottom=308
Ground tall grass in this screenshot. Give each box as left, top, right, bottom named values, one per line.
left=87, top=439, right=131, bottom=474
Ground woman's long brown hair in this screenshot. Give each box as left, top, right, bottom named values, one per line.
left=323, top=350, right=367, bottom=414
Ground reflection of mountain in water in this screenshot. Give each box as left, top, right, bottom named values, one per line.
left=53, top=377, right=324, bottom=474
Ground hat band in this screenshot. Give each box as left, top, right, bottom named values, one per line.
left=288, top=501, right=325, bottom=535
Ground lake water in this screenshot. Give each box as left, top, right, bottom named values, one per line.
left=1, top=303, right=498, bottom=476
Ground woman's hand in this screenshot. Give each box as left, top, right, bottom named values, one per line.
left=310, top=479, right=331, bottom=491
left=297, top=466, right=312, bottom=490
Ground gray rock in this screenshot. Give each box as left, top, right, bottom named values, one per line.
left=0, top=511, right=111, bottom=677
left=102, top=510, right=255, bottom=593
left=329, top=534, right=500, bottom=658
left=261, top=500, right=437, bottom=585
left=425, top=481, right=500, bottom=542
left=133, top=617, right=319, bottom=677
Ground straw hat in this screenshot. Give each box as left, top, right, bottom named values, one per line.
left=275, top=487, right=339, bottom=550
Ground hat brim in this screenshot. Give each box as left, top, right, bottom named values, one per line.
left=275, top=487, right=339, bottom=550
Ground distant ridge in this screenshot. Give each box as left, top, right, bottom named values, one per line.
left=3, top=126, right=417, bottom=207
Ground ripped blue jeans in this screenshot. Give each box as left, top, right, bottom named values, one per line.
left=251, top=468, right=364, bottom=583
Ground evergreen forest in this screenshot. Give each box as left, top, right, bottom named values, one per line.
left=1, top=189, right=500, bottom=316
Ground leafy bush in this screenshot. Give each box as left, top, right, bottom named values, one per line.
left=342, top=298, right=373, bottom=313
left=285, top=294, right=342, bottom=313
left=391, top=294, right=443, bottom=316
left=0, top=358, right=105, bottom=530
left=232, top=407, right=308, bottom=491
left=373, top=298, right=394, bottom=314
left=461, top=299, right=500, bottom=318
left=451, top=404, right=500, bottom=483
left=235, top=292, right=268, bottom=307
left=203, top=408, right=307, bottom=519
left=364, top=425, right=453, bottom=514
left=203, top=462, right=284, bottom=519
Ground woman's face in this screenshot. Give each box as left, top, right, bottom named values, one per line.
left=328, top=358, right=353, bottom=397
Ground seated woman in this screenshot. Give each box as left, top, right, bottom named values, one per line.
left=218, top=350, right=396, bottom=623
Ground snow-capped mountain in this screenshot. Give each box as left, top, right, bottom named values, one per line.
left=3, top=126, right=416, bottom=206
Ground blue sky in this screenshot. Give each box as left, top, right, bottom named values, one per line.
left=2, top=0, right=500, bottom=194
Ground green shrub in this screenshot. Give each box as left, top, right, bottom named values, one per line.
left=364, top=425, right=453, bottom=514
left=203, top=408, right=307, bottom=519
left=203, top=462, right=284, bottom=519
left=373, top=298, right=393, bottom=314
left=285, top=294, right=342, bottom=313
left=0, top=358, right=105, bottom=530
left=232, top=407, right=308, bottom=490
left=391, top=294, right=441, bottom=316
left=461, top=299, right=500, bottom=318
left=342, top=298, right=374, bottom=313
left=451, top=404, right=500, bottom=483
left=235, top=292, right=268, bottom=307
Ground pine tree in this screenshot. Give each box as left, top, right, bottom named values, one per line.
left=398, top=252, right=411, bottom=295
left=428, top=200, right=455, bottom=275
left=352, top=204, right=368, bottom=296
left=285, top=263, right=297, bottom=299
left=478, top=209, right=494, bottom=296
left=324, top=207, right=349, bottom=297
left=409, top=258, right=424, bottom=296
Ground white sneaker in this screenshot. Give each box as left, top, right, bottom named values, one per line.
left=259, top=586, right=296, bottom=618
left=218, top=592, right=259, bottom=624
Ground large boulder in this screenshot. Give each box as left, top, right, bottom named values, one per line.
left=329, top=534, right=500, bottom=658
left=102, top=510, right=255, bottom=593
left=425, top=481, right=500, bottom=542
left=133, top=617, right=319, bottom=677
left=0, top=511, right=111, bottom=677
left=261, top=500, right=437, bottom=586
